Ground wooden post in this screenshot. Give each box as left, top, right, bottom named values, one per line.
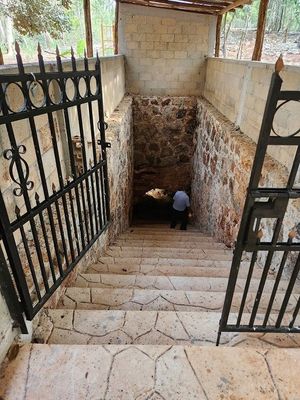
left=215, top=15, right=222, bottom=57
left=114, top=0, right=120, bottom=55
left=83, top=0, right=93, bottom=57
left=252, top=0, right=269, bottom=61
left=0, top=48, right=4, bottom=65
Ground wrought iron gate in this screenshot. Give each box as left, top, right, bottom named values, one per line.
left=217, top=65, right=300, bottom=345
left=0, top=44, right=110, bottom=332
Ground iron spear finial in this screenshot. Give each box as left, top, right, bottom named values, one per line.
left=275, top=54, right=284, bottom=74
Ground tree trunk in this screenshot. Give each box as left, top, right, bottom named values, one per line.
left=83, top=0, right=93, bottom=57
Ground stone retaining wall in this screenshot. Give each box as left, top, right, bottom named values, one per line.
left=132, top=96, right=197, bottom=200
left=192, top=98, right=300, bottom=260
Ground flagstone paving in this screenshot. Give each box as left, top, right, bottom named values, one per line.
left=1, top=344, right=300, bottom=400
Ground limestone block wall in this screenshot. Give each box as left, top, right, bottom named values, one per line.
left=192, top=98, right=299, bottom=254
left=204, top=58, right=300, bottom=171
left=132, top=96, right=197, bottom=199
left=119, top=3, right=216, bottom=96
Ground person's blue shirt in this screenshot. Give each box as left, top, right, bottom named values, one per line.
left=173, top=191, right=190, bottom=211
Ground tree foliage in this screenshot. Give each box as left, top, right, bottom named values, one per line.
left=1, top=0, right=72, bottom=38
left=223, top=0, right=300, bottom=33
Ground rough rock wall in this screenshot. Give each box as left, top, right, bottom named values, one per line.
left=106, top=96, right=134, bottom=239
left=133, top=96, right=197, bottom=199
left=192, top=98, right=299, bottom=251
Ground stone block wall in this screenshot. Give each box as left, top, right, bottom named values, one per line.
left=132, top=96, right=197, bottom=200
left=119, top=3, right=216, bottom=96
left=204, top=58, right=300, bottom=171
left=192, top=98, right=299, bottom=253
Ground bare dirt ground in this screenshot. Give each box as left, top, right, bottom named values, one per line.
left=225, top=31, right=300, bottom=66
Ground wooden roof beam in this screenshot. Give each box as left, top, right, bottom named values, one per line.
left=148, top=0, right=225, bottom=11
left=218, top=0, right=252, bottom=14
left=120, top=0, right=217, bottom=14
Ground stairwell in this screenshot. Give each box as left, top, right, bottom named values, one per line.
left=1, top=223, right=300, bottom=399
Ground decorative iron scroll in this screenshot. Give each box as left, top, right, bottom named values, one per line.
left=3, top=145, right=34, bottom=197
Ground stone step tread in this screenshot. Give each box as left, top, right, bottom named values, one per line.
left=106, top=246, right=230, bottom=255
left=130, top=224, right=201, bottom=230
left=2, top=344, right=299, bottom=400
left=73, top=273, right=289, bottom=292
left=58, top=287, right=298, bottom=314
left=113, top=240, right=225, bottom=249
left=99, top=253, right=232, bottom=265
left=85, top=263, right=270, bottom=279
left=34, top=309, right=300, bottom=349
left=124, top=232, right=212, bottom=239
left=120, top=233, right=215, bottom=241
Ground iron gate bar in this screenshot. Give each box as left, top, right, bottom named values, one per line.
left=84, top=52, right=102, bottom=234
left=217, top=66, right=300, bottom=345
left=0, top=43, right=110, bottom=329
left=71, top=48, right=94, bottom=243
left=95, top=54, right=111, bottom=223
left=56, top=47, right=86, bottom=250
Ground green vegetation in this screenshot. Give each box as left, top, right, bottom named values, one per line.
left=0, top=0, right=115, bottom=61
left=223, top=0, right=300, bottom=35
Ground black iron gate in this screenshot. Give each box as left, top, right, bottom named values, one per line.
left=0, top=44, right=110, bottom=332
left=217, top=64, right=300, bottom=345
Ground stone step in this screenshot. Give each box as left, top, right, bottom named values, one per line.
left=106, top=246, right=231, bottom=257
left=34, top=309, right=300, bottom=349
left=121, top=232, right=214, bottom=241
left=99, top=252, right=233, bottom=266
left=2, top=344, right=299, bottom=400
left=113, top=240, right=226, bottom=250
left=74, top=273, right=289, bottom=292
left=130, top=224, right=201, bottom=231
left=86, top=262, right=269, bottom=279
left=124, top=231, right=212, bottom=239
left=58, top=287, right=298, bottom=314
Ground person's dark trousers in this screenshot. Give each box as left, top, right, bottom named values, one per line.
left=170, top=208, right=188, bottom=230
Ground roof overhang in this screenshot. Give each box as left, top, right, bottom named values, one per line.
left=118, top=0, right=253, bottom=15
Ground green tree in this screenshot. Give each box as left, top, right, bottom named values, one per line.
left=1, top=0, right=72, bottom=38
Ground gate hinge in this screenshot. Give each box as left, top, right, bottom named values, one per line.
left=97, top=140, right=111, bottom=148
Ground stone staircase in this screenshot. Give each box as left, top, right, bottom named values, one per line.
left=1, top=223, right=300, bottom=399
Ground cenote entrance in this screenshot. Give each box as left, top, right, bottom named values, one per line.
left=132, top=96, right=196, bottom=223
